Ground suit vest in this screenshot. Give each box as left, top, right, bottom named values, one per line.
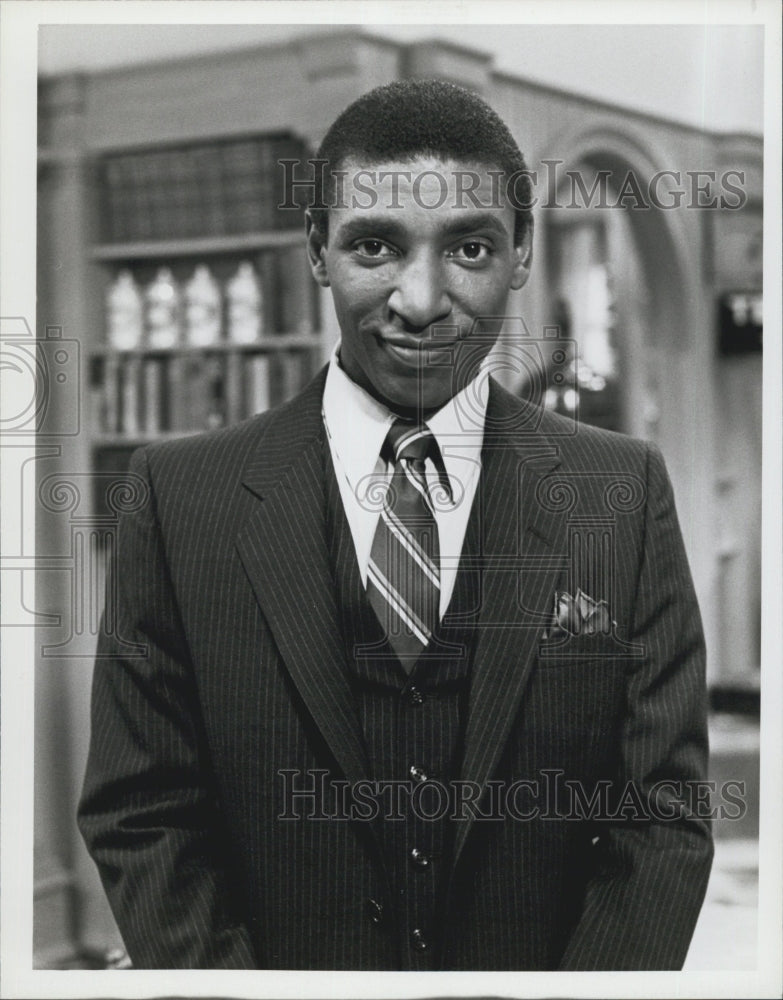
left=323, top=437, right=483, bottom=968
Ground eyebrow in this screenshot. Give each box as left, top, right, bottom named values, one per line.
left=332, top=212, right=512, bottom=243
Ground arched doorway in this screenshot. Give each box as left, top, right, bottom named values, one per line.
left=541, top=149, right=692, bottom=449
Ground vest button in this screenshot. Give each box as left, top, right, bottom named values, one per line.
left=410, top=847, right=430, bottom=868
left=410, top=928, right=429, bottom=951
left=365, top=898, right=384, bottom=926
left=407, top=685, right=425, bottom=705
left=409, top=764, right=428, bottom=784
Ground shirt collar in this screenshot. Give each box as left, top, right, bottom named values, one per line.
left=322, top=347, right=393, bottom=494
left=322, top=343, right=489, bottom=493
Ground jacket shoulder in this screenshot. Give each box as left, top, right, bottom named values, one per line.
left=133, top=410, right=273, bottom=488
left=538, top=406, right=650, bottom=472
left=135, top=366, right=328, bottom=490
left=491, top=379, right=651, bottom=473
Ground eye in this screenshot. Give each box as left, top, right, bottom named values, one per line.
left=449, top=240, right=493, bottom=262
left=353, top=239, right=396, bottom=259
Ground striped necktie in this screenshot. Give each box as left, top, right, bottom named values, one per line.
left=367, top=420, right=445, bottom=671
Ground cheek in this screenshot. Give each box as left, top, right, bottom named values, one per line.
left=330, top=275, right=384, bottom=324
left=451, top=269, right=513, bottom=315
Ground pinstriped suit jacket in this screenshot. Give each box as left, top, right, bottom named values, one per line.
left=78, top=368, right=713, bottom=970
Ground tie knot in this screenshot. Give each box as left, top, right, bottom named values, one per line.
left=386, top=420, right=434, bottom=464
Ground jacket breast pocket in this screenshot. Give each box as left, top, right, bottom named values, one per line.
left=523, top=641, right=627, bottom=761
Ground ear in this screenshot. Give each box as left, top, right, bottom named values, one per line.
left=305, top=211, right=330, bottom=288
left=510, top=220, right=533, bottom=291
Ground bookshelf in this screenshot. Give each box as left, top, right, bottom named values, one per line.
left=88, top=133, right=324, bottom=512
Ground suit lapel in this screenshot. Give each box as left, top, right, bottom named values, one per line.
left=452, top=382, right=567, bottom=871
left=235, top=371, right=371, bottom=788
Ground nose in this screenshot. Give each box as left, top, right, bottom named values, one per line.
left=387, top=251, right=451, bottom=330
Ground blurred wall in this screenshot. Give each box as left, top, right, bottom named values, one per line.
left=38, top=22, right=764, bottom=135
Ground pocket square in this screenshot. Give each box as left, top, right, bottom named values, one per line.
left=549, top=588, right=614, bottom=637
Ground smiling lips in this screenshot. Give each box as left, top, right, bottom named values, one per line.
left=376, top=332, right=459, bottom=360
left=380, top=341, right=458, bottom=367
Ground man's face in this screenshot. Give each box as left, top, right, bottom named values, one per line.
left=307, top=157, right=530, bottom=413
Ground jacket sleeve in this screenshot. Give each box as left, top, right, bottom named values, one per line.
left=77, top=447, right=258, bottom=968
left=558, top=442, right=714, bottom=970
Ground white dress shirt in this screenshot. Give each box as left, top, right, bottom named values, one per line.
left=322, top=346, right=489, bottom=619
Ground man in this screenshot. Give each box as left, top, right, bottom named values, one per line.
left=78, top=79, right=713, bottom=971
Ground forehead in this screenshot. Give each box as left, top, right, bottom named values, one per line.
left=328, top=156, right=516, bottom=236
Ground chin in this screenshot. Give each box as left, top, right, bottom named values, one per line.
left=381, top=382, right=452, bottom=416
left=346, top=353, right=455, bottom=414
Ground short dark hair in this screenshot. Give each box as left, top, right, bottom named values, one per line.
left=309, top=78, right=533, bottom=246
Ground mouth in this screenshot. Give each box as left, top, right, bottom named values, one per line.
left=376, top=333, right=458, bottom=363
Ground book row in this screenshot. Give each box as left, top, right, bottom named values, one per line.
left=99, top=133, right=310, bottom=243
left=90, top=350, right=317, bottom=437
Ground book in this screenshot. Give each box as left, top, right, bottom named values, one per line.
left=246, top=354, right=271, bottom=416
left=222, top=139, right=266, bottom=233
left=103, top=157, right=130, bottom=242
left=142, top=357, right=163, bottom=435
left=167, top=354, right=188, bottom=432
left=272, top=135, right=310, bottom=229
left=119, top=357, right=141, bottom=436
left=224, top=351, right=244, bottom=425
left=102, top=355, right=120, bottom=434
left=194, top=145, right=226, bottom=237
left=203, top=355, right=226, bottom=430
left=89, top=356, right=107, bottom=434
